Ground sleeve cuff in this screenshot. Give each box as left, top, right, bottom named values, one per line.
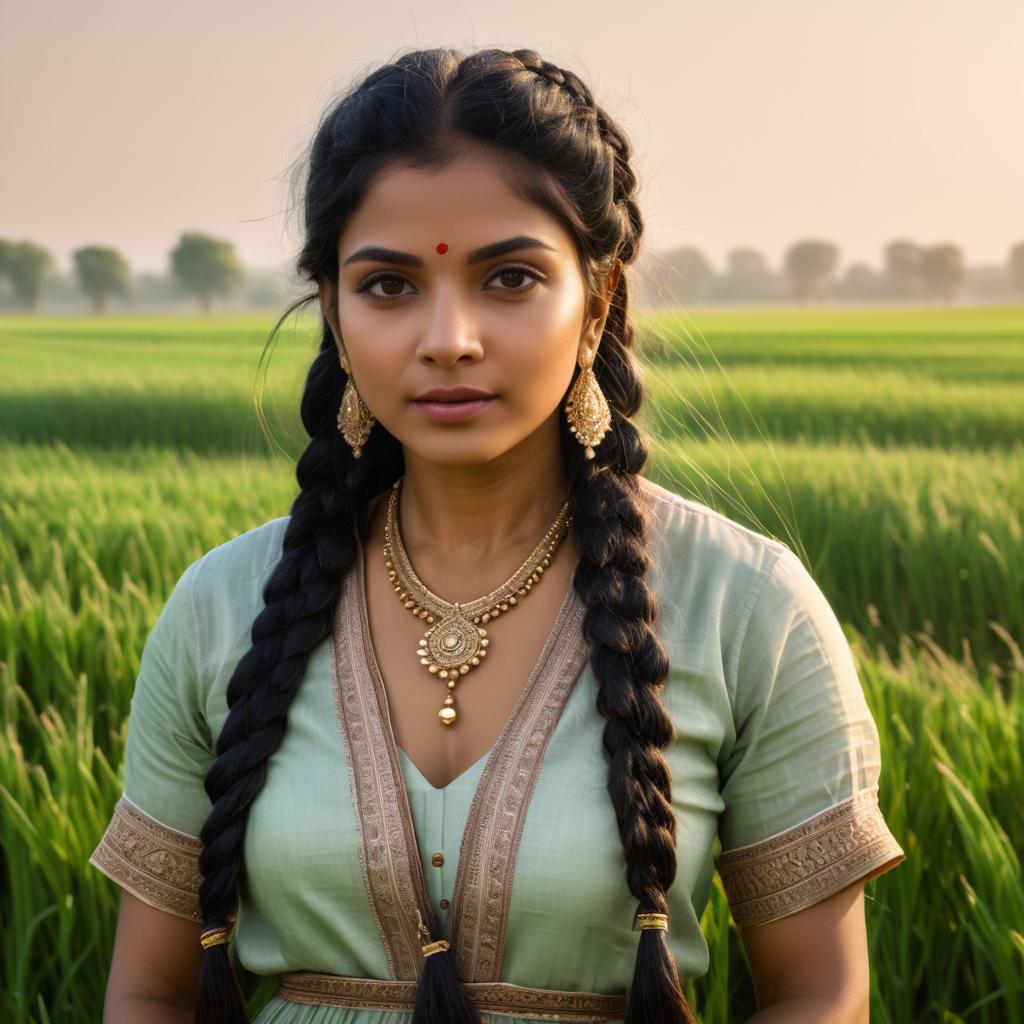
left=715, top=785, right=906, bottom=928
left=88, top=795, right=204, bottom=922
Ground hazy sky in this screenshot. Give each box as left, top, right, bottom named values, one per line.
left=3, top=0, right=1021, bottom=276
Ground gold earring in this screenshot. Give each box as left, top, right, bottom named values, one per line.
left=337, top=353, right=375, bottom=459
left=564, top=347, right=611, bottom=459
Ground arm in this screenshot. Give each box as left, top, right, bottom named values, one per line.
left=103, top=891, right=203, bottom=1023
left=740, top=881, right=870, bottom=1024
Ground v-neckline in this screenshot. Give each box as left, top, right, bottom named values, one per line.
left=397, top=744, right=489, bottom=792
left=353, top=496, right=580, bottom=793
left=331, top=509, right=592, bottom=982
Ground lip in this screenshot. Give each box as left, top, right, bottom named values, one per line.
left=412, top=386, right=496, bottom=402
left=413, top=397, right=496, bottom=422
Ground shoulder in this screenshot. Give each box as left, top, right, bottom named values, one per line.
left=635, top=476, right=813, bottom=681
left=190, top=515, right=291, bottom=595
left=637, top=475, right=790, bottom=593
left=185, top=516, right=292, bottom=663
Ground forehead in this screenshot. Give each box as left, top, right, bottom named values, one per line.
left=338, top=149, right=575, bottom=257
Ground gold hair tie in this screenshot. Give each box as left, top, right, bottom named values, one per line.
left=200, top=925, right=233, bottom=949
left=414, top=908, right=450, bottom=958
left=636, top=913, right=669, bottom=931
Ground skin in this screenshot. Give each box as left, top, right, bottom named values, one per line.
left=101, top=146, right=871, bottom=1021
left=741, top=881, right=872, bottom=1022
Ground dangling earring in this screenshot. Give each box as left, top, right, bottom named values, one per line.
left=564, top=346, right=611, bottom=459
left=336, top=352, right=375, bottom=459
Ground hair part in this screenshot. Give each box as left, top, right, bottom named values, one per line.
left=194, top=46, right=696, bottom=1024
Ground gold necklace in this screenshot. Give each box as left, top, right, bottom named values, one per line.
left=382, top=476, right=572, bottom=726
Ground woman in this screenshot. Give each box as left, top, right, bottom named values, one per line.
left=89, top=46, right=905, bottom=1024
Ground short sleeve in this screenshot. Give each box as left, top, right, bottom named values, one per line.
left=714, top=544, right=906, bottom=928
left=88, top=555, right=213, bottom=922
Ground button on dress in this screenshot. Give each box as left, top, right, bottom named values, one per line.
left=89, top=477, right=906, bottom=1020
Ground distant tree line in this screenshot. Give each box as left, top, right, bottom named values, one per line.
left=636, top=238, right=1024, bottom=307
left=0, top=232, right=291, bottom=314
left=2, top=231, right=1024, bottom=313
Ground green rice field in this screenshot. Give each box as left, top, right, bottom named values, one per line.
left=1, top=307, right=1022, bottom=1022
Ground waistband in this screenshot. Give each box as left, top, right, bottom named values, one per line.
left=277, top=972, right=627, bottom=1021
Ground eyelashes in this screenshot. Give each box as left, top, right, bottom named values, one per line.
left=354, top=263, right=545, bottom=306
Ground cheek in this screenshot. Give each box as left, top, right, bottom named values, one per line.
left=498, top=288, right=584, bottom=402
left=335, top=298, right=408, bottom=391
left=510, top=341, right=578, bottom=401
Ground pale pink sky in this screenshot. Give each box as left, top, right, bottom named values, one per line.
left=3, top=0, right=1021, bottom=276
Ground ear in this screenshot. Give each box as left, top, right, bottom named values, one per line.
left=578, top=258, right=623, bottom=362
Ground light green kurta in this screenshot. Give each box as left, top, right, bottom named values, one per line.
left=89, top=476, right=905, bottom=1021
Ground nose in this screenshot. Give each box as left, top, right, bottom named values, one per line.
left=414, top=284, right=484, bottom=366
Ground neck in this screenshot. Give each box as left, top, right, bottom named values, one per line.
left=378, top=427, right=571, bottom=570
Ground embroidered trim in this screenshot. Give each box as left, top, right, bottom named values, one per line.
left=88, top=795, right=203, bottom=922
left=277, top=972, right=627, bottom=1021
left=452, top=586, right=589, bottom=981
left=331, top=532, right=429, bottom=980
left=715, top=786, right=906, bottom=928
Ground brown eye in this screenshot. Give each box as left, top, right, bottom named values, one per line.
left=356, top=273, right=414, bottom=304
left=376, top=275, right=407, bottom=297
left=486, top=264, right=544, bottom=294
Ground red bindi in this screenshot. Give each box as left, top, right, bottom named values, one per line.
left=436, top=243, right=448, bottom=254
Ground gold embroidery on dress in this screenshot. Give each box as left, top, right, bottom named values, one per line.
left=88, top=795, right=203, bottom=922
left=451, top=589, right=589, bottom=981
left=715, top=786, right=906, bottom=927
left=331, top=541, right=429, bottom=979
left=278, top=971, right=627, bottom=1021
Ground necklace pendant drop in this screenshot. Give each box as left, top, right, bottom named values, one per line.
left=417, top=604, right=487, bottom=725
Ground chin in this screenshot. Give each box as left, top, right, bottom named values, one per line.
left=402, top=435, right=518, bottom=467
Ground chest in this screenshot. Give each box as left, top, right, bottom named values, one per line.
left=362, top=526, right=582, bottom=790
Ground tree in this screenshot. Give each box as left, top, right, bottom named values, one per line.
left=0, top=239, right=53, bottom=312
left=705, top=248, right=773, bottom=302
left=783, top=239, right=839, bottom=302
left=727, top=249, right=768, bottom=275
left=72, top=245, right=133, bottom=313
left=835, top=262, right=882, bottom=300
left=169, top=232, right=244, bottom=312
left=663, top=246, right=715, bottom=303
left=1008, top=242, right=1024, bottom=296
left=882, top=239, right=924, bottom=298
left=0, top=240, right=12, bottom=305
left=919, top=244, right=964, bottom=303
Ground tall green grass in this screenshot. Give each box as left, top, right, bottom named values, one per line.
left=1, top=308, right=1022, bottom=1021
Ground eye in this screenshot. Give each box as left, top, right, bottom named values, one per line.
left=484, top=265, right=543, bottom=294
left=355, top=263, right=544, bottom=306
left=356, top=273, right=412, bottom=303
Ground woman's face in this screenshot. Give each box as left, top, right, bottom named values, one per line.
left=320, top=147, right=618, bottom=468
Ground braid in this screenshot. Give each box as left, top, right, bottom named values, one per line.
left=510, top=49, right=640, bottom=264
left=563, top=360, right=697, bottom=1024
left=193, top=339, right=374, bottom=1023
left=511, top=50, right=594, bottom=101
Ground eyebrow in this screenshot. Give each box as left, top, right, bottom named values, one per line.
left=342, top=235, right=557, bottom=268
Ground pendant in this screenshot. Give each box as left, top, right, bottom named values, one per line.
left=416, top=603, right=489, bottom=726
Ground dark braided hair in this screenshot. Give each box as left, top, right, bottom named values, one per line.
left=194, top=46, right=697, bottom=1024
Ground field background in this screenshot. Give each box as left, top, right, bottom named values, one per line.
left=1, top=306, right=1022, bottom=1022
